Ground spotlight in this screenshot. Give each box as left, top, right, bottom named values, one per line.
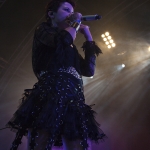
left=112, top=43, right=116, bottom=47
left=105, top=41, right=109, bottom=45
left=117, top=64, right=125, bottom=71
left=108, top=36, right=111, bottom=40
left=110, top=39, right=114, bottom=43
left=108, top=45, right=111, bottom=49
left=122, top=64, right=125, bottom=68
left=103, top=38, right=107, bottom=41
left=105, top=32, right=109, bottom=36
left=101, top=31, right=116, bottom=49
left=101, top=34, right=105, bottom=38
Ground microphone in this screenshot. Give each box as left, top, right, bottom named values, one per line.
left=81, top=14, right=102, bottom=21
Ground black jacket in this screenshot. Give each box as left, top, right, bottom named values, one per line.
left=32, top=22, right=102, bottom=79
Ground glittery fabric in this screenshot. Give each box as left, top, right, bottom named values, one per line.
left=7, top=71, right=105, bottom=150
left=58, top=66, right=81, bottom=79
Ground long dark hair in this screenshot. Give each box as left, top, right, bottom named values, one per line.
left=45, top=0, right=76, bottom=21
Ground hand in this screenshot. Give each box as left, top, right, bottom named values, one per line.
left=79, top=24, right=93, bottom=41
left=69, top=12, right=82, bottom=21
left=64, top=12, right=82, bottom=41
left=66, top=12, right=82, bottom=25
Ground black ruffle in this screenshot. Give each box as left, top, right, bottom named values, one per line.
left=82, top=41, right=102, bottom=56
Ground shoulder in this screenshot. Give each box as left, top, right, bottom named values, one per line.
left=35, top=22, right=58, bottom=35
left=33, top=22, right=58, bottom=47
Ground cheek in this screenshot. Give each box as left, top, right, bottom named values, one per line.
left=56, top=12, right=69, bottom=22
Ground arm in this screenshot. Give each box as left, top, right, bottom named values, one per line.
left=79, top=41, right=102, bottom=77
left=78, top=24, right=102, bottom=77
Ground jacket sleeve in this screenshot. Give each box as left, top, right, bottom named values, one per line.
left=79, top=41, right=102, bottom=77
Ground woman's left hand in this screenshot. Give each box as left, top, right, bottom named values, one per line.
left=79, top=24, right=93, bottom=41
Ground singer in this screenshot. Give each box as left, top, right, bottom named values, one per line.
left=6, top=0, right=106, bottom=149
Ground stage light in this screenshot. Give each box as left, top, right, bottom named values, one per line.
left=108, top=36, right=111, bottom=40
left=101, top=31, right=116, bottom=49
left=105, top=41, right=109, bottom=45
left=112, top=43, right=116, bottom=47
left=103, top=38, right=107, bottom=41
left=116, top=64, right=125, bottom=71
left=108, top=45, right=111, bottom=49
left=110, top=39, right=114, bottom=43
left=105, top=32, right=109, bottom=36
left=101, top=34, right=105, bottom=38
left=122, top=64, right=125, bottom=68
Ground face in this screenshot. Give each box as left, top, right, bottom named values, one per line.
left=49, top=2, right=74, bottom=28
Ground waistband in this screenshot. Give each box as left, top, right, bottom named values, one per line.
left=39, top=67, right=81, bottom=79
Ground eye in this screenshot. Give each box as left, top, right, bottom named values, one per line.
left=64, top=8, right=70, bottom=13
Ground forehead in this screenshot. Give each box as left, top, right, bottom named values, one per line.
left=60, top=2, right=74, bottom=12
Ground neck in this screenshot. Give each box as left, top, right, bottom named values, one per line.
left=52, top=20, right=69, bottom=30
left=51, top=20, right=58, bottom=27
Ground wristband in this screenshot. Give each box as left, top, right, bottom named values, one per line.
left=70, top=20, right=81, bottom=32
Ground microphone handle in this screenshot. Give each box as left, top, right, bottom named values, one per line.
left=81, top=14, right=102, bottom=21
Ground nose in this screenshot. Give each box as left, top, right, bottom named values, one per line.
left=69, top=12, right=73, bottom=16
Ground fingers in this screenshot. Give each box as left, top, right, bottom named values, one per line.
left=66, top=12, right=82, bottom=24
left=80, top=24, right=90, bottom=29
left=74, top=12, right=82, bottom=17
left=66, top=12, right=83, bottom=23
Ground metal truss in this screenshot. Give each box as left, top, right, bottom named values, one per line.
left=0, top=0, right=7, bottom=8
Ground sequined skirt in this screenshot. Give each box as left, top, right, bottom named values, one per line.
left=6, top=71, right=106, bottom=150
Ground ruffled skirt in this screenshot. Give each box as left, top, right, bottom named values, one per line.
left=6, top=72, right=106, bottom=150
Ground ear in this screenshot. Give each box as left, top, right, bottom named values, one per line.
left=48, top=11, right=54, bottom=19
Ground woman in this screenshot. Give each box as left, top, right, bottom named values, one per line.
left=6, top=0, right=106, bottom=149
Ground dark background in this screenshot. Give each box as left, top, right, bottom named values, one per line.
left=0, top=0, right=150, bottom=149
